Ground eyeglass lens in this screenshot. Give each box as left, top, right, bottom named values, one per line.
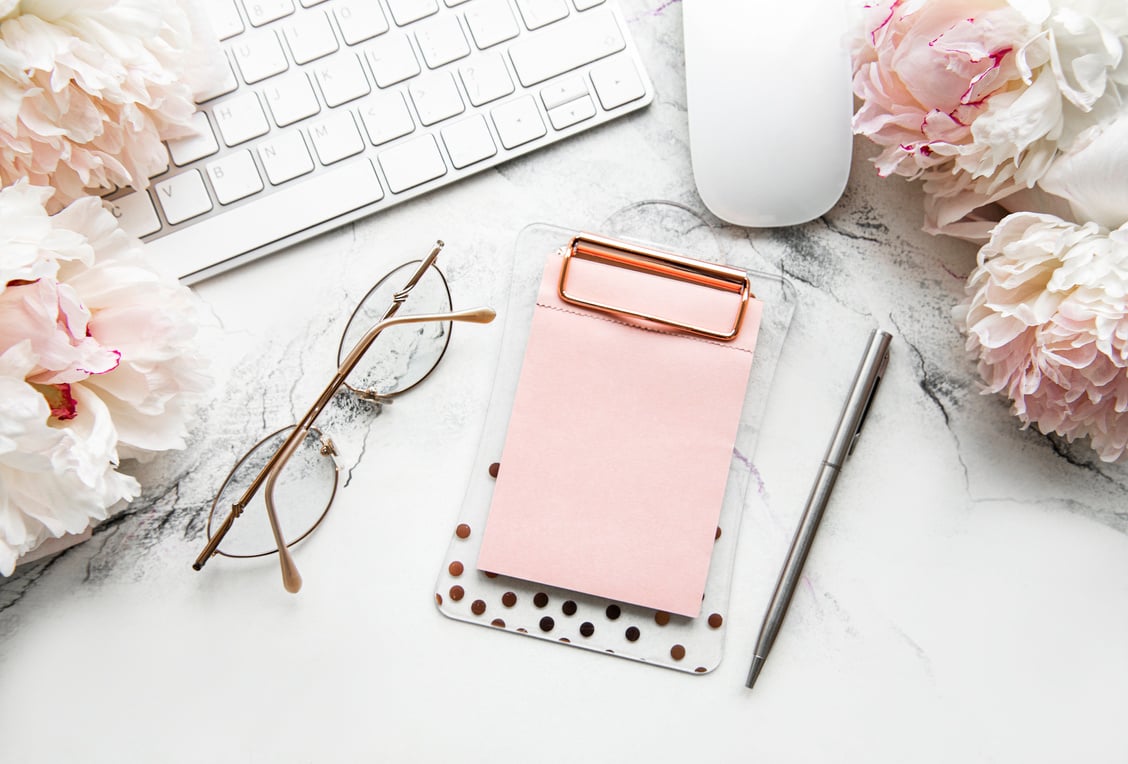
left=337, top=260, right=454, bottom=399
left=208, top=427, right=338, bottom=558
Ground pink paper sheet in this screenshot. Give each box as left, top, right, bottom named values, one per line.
left=477, top=248, right=762, bottom=617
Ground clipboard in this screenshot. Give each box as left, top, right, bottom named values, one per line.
left=436, top=215, right=795, bottom=673
left=478, top=233, right=762, bottom=617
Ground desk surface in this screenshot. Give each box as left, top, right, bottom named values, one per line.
left=3, top=3, right=1128, bottom=762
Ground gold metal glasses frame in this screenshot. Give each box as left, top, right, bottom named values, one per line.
left=192, top=241, right=495, bottom=592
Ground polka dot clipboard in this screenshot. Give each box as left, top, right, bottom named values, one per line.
left=436, top=210, right=796, bottom=674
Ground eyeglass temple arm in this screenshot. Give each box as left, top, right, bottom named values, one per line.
left=192, top=305, right=497, bottom=587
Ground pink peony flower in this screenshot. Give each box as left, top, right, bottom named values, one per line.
left=955, top=212, right=1128, bottom=461
left=0, top=181, right=212, bottom=574
left=853, top=0, right=1128, bottom=239
left=0, top=0, right=225, bottom=210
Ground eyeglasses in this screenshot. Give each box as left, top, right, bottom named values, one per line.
left=192, top=241, right=495, bottom=592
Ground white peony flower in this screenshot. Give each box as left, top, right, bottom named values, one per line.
left=955, top=212, right=1128, bottom=461
left=0, top=0, right=225, bottom=210
left=0, top=181, right=212, bottom=574
left=852, top=0, right=1128, bottom=239
left=1037, top=108, right=1128, bottom=231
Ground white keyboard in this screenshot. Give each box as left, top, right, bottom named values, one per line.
left=107, top=0, right=653, bottom=284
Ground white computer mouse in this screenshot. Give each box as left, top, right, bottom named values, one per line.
left=683, top=0, right=854, bottom=227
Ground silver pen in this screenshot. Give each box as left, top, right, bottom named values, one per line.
left=746, top=329, right=893, bottom=689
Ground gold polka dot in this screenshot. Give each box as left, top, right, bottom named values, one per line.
left=707, top=613, right=723, bottom=628
left=694, top=667, right=708, bottom=673
left=471, top=599, right=486, bottom=615
left=448, top=561, right=464, bottom=576
left=449, top=585, right=464, bottom=601
left=516, top=628, right=528, bottom=634
left=435, top=593, right=443, bottom=605
left=715, top=526, right=722, bottom=540
left=484, top=571, right=498, bottom=579
left=491, top=618, right=506, bottom=628
left=670, top=644, right=686, bottom=661
left=455, top=523, right=471, bottom=539
left=654, top=611, right=670, bottom=626
left=488, top=462, right=500, bottom=478
left=502, top=591, right=517, bottom=607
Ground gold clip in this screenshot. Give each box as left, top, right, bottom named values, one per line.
left=557, top=232, right=752, bottom=341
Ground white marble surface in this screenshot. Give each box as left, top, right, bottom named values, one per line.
left=4, top=2, right=1128, bottom=761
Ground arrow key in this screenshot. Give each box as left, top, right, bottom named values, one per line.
left=491, top=95, right=547, bottom=149
left=590, top=55, right=645, bottom=110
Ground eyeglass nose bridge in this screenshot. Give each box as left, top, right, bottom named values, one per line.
left=352, top=387, right=396, bottom=406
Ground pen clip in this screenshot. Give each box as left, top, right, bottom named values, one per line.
left=846, top=339, right=890, bottom=459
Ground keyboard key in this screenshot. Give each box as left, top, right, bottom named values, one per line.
left=206, top=150, right=265, bottom=204
left=358, top=94, right=415, bottom=145
left=105, top=191, right=161, bottom=238
left=441, top=115, right=497, bottom=168
left=409, top=72, right=465, bottom=126
left=333, top=2, right=389, bottom=45
left=315, top=54, right=371, bottom=107
left=203, top=0, right=244, bottom=40
left=386, top=0, right=438, bottom=26
left=379, top=134, right=446, bottom=192
left=540, top=76, right=587, bottom=110
left=364, top=33, right=421, bottom=87
left=258, top=131, right=316, bottom=184
left=155, top=170, right=214, bottom=225
left=300, top=0, right=328, bottom=6
left=460, top=54, right=514, bottom=106
left=233, top=32, right=289, bottom=83
left=508, top=6, right=623, bottom=87
left=573, top=0, right=604, bottom=9
left=213, top=92, right=271, bottom=146
left=445, top=0, right=472, bottom=6
left=167, top=112, right=220, bottom=166
left=490, top=95, right=546, bottom=149
left=515, top=0, right=569, bottom=30
left=148, top=151, right=170, bottom=180
left=242, top=0, right=294, bottom=26
left=309, top=111, right=364, bottom=164
left=195, top=57, right=239, bottom=103
left=414, top=14, right=470, bottom=68
left=464, top=0, right=519, bottom=49
left=284, top=12, right=339, bottom=64
left=145, top=161, right=385, bottom=279
left=358, top=92, right=415, bottom=145
left=547, top=93, right=595, bottom=129
left=590, top=56, right=646, bottom=109
left=264, top=72, right=321, bottom=126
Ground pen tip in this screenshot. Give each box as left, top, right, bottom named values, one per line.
left=745, top=655, right=766, bottom=689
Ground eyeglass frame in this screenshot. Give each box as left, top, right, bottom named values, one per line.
left=191, top=241, right=495, bottom=592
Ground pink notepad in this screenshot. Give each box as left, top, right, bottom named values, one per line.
left=477, top=238, right=763, bottom=617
